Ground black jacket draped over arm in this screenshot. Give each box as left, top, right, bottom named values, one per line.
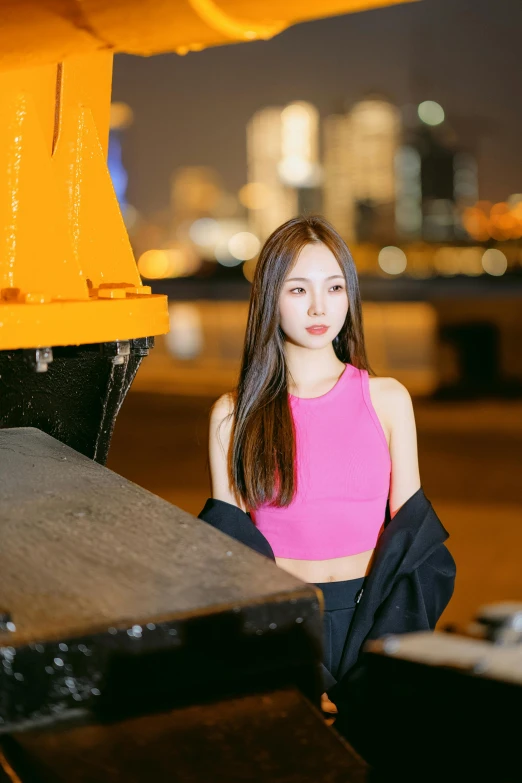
left=197, top=488, right=456, bottom=699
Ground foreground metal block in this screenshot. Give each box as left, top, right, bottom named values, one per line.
left=0, top=428, right=323, bottom=733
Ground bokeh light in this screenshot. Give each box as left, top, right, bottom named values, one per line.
left=458, top=248, right=483, bottom=276
left=138, top=247, right=199, bottom=279
left=378, top=246, right=407, bottom=275
left=239, top=182, right=271, bottom=210
left=463, top=200, right=522, bottom=241
left=138, top=249, right=172, bottom=279
left=228, top=232, right=260, bottom=261
left=189, top=217, right=221, bottom=248
left=278, top=157, right=315, bottom=186
left=417, top=101, right=445, bottom=126
left=166, top=303, right=203, bottom=360
left=110, top=102, right=134, bottom=130
left=482, top=248, right=508, bottom=276
left=214, top=240, right=242, bottom=266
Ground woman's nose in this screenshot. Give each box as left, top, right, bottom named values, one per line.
left=309, top=296, right=325, bottom=317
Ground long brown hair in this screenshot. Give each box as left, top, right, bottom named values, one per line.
left=227, top=215, right=370, bottom=511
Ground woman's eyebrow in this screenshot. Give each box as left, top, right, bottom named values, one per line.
left=285, top=275, right=345, bottom=282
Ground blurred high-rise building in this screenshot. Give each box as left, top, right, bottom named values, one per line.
left=323, top=98, right=401, bottom=244
left=323, top=113, right=355, bottom=243
left=401, top=118, right=479, bottom=242
left=246, top=96, right=479, bottom=250
left=246, top=107, right=296, bottom=241
left=246, top=102, right=322, bottom=241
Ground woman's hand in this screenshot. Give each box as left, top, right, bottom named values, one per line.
left=321, top=692, right=338, bottom=725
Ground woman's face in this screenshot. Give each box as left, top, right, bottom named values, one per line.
left=278, top=242, right=349, bottom=349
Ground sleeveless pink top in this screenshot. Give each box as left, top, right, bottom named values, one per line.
left=250, top=363, right=391, bottom=560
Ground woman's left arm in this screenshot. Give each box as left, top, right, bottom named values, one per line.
left=370, top=377, right=421, bottom=518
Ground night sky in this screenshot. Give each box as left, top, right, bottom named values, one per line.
left=111, top=0, right=522, bottom=219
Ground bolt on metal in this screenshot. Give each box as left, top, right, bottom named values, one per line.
left=112, top=340, right=131, bottom=365
left=34, top=348, right=53, bottom=373
left=0, top=611, right=16, bottom=633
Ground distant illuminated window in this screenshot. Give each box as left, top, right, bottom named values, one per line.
left=239, top=182, right=271, bottom=210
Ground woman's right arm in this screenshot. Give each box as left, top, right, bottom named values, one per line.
left=208, top=393, right=248, bottom=513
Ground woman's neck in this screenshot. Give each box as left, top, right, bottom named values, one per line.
left=284, top=345, right=346, bottom=396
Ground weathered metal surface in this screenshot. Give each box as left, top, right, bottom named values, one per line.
left=2, top=689, right=368, bottom=783
left=0, top=341, right=151, bottom=464
left=368, top=628, right=522, bottom=683
left=0, top=428, right=322, bottom=733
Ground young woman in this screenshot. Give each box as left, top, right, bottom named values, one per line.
left=207, top=215, right=421, bottom=715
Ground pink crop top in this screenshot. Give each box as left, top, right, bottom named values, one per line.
left=250, top=363, right=391, bottom=560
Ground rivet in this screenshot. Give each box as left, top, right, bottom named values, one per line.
left=0, top=612, right=14, bottom=633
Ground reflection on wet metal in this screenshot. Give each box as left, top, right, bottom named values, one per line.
left=0, top=428, right=322, bottom=734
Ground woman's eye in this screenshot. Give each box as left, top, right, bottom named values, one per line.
left=290, top=286, right=343, bottom=294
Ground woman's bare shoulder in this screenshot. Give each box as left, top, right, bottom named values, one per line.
left=368, top=375, right=411, bottom=405
left=209, top=391, right=237, bottom=449
left=369, top=376, right=420, bottom=509
left=210, top=391, right=236, bottom=422
left=368, top=376, right=414, bottom=441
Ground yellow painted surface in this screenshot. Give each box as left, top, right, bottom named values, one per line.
left=0, top=294, right=169, bottom=350
left=0, top=54, right=167, bottom=349
left=0, top=0, right=418, bottom=71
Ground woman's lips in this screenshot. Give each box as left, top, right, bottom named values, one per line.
left=306, top=326, right=329, bottom=335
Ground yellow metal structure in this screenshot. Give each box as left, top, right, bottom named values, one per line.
left=0, top=53, right=169, bottom=348
left=0, top=0, right=418, bottom=70
left=0, top=0, right=416, bottom=350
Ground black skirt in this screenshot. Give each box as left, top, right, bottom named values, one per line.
left=314, top=576, right=365, bottom=683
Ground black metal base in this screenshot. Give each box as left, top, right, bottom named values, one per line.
left=0, top=339, right=153, bottom=464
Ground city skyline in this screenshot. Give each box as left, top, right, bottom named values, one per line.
left=114, top=91, right=519, bottom=281
left=112, top=0, right=522, bottom=219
